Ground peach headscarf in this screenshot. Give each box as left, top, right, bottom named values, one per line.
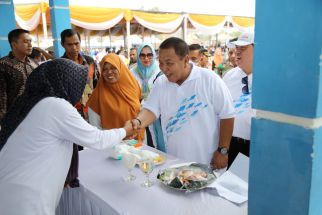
left=87, top=53, right=144, bottom=140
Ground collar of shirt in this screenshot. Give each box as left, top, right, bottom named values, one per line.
left=8, top=51, right=38, bottom=68
left=237, top=67, right=252, bottom=88
left=168, top=63, right=201, bottom=87
left=9, top=51, right=28, bottom=63
left=62, top=53, right=88, bottom=66
left=183, top=63, right=201, bottom=83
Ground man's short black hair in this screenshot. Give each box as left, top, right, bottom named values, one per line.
left=189, top=44, right=202, bottom=51
left=60, top=29, right=81, bottom=44
left=200, top=48, right=210, bottom=57
left=8, top=29, right=30, bottom=48
left=159, top=37, right=189, bottom=59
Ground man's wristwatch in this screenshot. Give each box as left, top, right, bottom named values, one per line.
left=217, top=147, right=229, bottom=155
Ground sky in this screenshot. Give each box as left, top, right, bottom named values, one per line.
left=13, top=0, right=255, bottom=17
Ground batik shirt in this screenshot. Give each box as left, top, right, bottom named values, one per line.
left=0, top=52, right=37, bottom=121
left=61, top=53, right=99, bottom=111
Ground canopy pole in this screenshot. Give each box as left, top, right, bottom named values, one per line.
left=141, top=25, right=145, bottom=42
left=36, top=26, right=40, bottom=47
left=41, top=12, right=48, bottom=47
left=39, top=1, right=48, bottom=47
left=83, top=31, right=87, bottom=51
left=109, top=28, right=112, bottom=49
left=88, top=32, right=91, bottom=53
left=49, top=0, right=71, bottom=57
left=122, top=27, right=126, bottom=51
left=182, top=13, right=188, bottom=42
left=126, top=20, right=131, bottom=60
left=215, top=33, right=218, bottom=47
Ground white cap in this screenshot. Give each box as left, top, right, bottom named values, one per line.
left=232, top=32, right=254, bottom=46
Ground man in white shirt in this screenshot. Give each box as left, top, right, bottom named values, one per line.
left=131, top=37, right=235, bottom=169
left=188, top=43, right=202, bottom=65
left=223, top=32, right=255, bottom=167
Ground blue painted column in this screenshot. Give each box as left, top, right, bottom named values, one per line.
left=249, top=0, right=322, bottom=215
left=49, top=0, right=71, bottom=57
left=0, top=0, right=16, bottom=58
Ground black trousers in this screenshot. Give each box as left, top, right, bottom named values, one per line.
left=146, top=127, right=155, bottom=148
left=228, top=136, right=250, bottom=169
left=65, top=144, right=80, bottom=188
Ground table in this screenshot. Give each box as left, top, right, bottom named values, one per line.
left=56, top=147, right=247, bottom=215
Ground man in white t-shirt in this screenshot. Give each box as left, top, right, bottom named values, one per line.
left=131, top=37, right=235, bottom=168
left=223, top=32, right=255, bottom=167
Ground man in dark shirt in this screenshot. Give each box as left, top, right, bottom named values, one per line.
left=0, top=29, right=38, bottom=121
left=129, top=47, right=137, bottom=69
left=60, top=29, right=99, bottom=119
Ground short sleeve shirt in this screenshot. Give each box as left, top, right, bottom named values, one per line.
left=143, top=65, right=235, bottom=164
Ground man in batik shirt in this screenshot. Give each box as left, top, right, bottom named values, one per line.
left=0, top=29, right=38, bottom=122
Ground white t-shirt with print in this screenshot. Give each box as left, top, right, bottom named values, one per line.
left=223, top=67, right=255, bottom=140
left=143, top=65, right=235, bottom=164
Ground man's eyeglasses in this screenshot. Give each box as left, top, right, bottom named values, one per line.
left=139, top=53, right=153, bottom=59
left=242, top=76, right=249, bottom=95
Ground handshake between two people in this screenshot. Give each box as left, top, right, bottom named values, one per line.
left=123, top=118, right=143, bottom=139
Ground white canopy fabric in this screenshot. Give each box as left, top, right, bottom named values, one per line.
left=187, top=14, right=227, bottom=34
left=13, top=0, right=255, bottom=17
left=71, top=13, right=125, bottom=31
left=12, top=0, right=255, bottom=50
left=133, top=12, right=184, bottom=33
left=13, top=4, right=255, bottom=33
left=14, top=5, right=41, bottom=31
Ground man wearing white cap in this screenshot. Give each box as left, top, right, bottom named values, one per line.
left=223, top=31, right=255, bottom=167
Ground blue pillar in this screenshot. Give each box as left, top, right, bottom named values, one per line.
left=49, top=0, right=71, bottom=57
left=249, top=0, right=322, bottom=215
left=0, top=0, right=16, bottom=58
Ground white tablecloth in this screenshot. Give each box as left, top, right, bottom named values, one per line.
left=56, top=147, right=247, bottom=215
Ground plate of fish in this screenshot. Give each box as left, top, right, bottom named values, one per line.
left=157, top=163, right=216, bottom=191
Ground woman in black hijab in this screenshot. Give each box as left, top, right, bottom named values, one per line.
left=0, top=59, right=133, bottom=215
left=0, top=58, right=85, bottom=188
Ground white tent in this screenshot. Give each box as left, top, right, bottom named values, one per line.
left=13, top=0, right=255, bottom=17
left=12, top=0, right=255, bottom=51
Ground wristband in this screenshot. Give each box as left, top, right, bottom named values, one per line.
left=135, top=118, right=142, bottom=126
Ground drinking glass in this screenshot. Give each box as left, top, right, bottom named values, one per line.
left=122, top=153, right=137, bottom=182
left=139, top=159, right=154, bottom=187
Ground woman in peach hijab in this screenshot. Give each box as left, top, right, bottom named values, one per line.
left=87, top=53, right=144, bottom=142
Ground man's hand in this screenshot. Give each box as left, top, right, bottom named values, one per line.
left=123, top=120, right=137, bottom=139
left=131, top=118, right=142, bottom=131
left=210, top=151, right=228, bottom=169
left=33, top=47, right=54, bottom=60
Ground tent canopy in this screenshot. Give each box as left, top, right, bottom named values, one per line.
left=13, top=0, right=255, bottom=17
left=13, top=1, right=255, bottom=33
